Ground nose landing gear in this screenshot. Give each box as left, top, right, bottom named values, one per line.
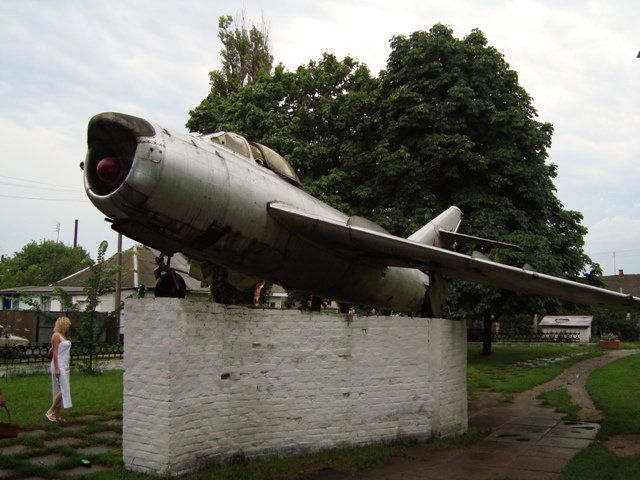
left=154, top=253, right=187, bottom=298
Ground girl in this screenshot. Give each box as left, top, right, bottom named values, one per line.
left=45, top=316, right=72, bottom=422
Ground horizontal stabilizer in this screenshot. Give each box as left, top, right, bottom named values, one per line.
left=472, top=251, right=491, bottom=261
left=439, top=230, right=522, bottom=251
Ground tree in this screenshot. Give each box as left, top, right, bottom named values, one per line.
left=187, top=21, right=598, bottom=331
left=188, top=52, right=381, bottom=215
left=188, top=53, right=380, bottom=308
left=0, top=240, right=90, bottom=289
left=187, top=12, right=273, bottom=134
left=375, top=24, right=599, bottom=353
left=54, top=241, right=123, bottom=373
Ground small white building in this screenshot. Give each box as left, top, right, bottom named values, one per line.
left=539, top=315, right=593, bottom=343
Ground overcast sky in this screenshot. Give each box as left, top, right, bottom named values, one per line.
left=1, top=0, right=638, bottom=276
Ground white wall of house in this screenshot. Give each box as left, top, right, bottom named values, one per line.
left=540, top=326, right=591, bottom=343
left=0, top=293, right=117, bottom=313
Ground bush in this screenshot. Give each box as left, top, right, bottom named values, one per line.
left=496, top=314, right=535, bottom=335
left=592, top=310, right=640, bottom=341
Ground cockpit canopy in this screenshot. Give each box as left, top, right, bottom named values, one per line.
left=202, top=132, right=303, bottom=188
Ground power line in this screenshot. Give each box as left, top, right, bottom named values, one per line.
left=0, top=180, right=81, bottom=193
left=0, top=193, right=85, bottom=202
left=0, top=174, right=82, bottom=191
left=590, top=249, right=640, bottom=258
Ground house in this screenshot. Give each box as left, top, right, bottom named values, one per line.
left=0, top=245, right=209, bottom=342
left=602, top=271, right=640, bottom=298
left=539, top=315, right=593, bottom=343
left=266, top=284, right=288, bottom=309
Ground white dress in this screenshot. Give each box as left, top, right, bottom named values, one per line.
left=51, top=338, right=72, bottom=408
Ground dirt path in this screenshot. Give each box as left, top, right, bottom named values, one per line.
left=503, top=348, right=640, bottom=457
left=523, top=348, right=640, bottom=421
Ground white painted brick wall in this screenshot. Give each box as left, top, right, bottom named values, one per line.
left=123, top=299, right=467, bottom=476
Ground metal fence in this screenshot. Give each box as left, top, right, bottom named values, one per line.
left=467, top=329, right=582, bottom=343
left=0, top=343, right=124, bottom=366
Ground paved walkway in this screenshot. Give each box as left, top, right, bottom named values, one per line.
left=301, top=349, right=639, bottom=480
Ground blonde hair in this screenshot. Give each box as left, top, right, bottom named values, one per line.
left=54, top=317, right=72, bottom=333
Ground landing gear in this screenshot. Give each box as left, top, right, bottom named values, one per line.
left=421, top=269, right=447, bottom=318
left=154, top=253, right=187, bottom=298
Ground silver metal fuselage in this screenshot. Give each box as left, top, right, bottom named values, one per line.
left=84, top=113, right=431, bottom=311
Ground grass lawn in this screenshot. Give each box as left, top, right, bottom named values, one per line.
left=467, top=345, right=603, bottom=400
left=555, top=353, right=640, bottom=480
left=0, top=345, right=638, bottom=479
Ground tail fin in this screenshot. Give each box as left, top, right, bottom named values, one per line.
left=408, top=206, right=463, bottom=248
left=408, top=206, right=521, bottom=252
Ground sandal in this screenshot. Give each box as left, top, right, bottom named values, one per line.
left=45, top=412, right=57, bottom=423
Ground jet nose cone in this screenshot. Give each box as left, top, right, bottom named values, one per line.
left=96, top=156, right=122, bottom=184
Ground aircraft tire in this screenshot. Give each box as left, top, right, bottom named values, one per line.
left=422, top=269, right=447, bottom=318
left=155, top=272, right=187, bottom=298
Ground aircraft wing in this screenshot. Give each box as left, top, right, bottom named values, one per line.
left=268, top=202, right=640, bottom=312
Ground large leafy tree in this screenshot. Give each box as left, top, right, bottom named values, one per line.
left=0, top=240, right=90, bottom=289
left=188, top=51, right=379, bottom=308
left=188, top=52, right=380, bottom=214
left=187, top=20, right=598, bottom=322
left=375, top=25, right=599, bottom=352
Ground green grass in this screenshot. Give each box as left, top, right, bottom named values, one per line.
left=182, top=443, right=407, bottom=480
left=2, top=369, right=123, bottom=428
left=467, top=345, right=602, bottom=398
left=587, top=353, right=640, bottom=438
left=559, top=442, right=640, bottom=480
left=553, top=352, right=640, bottom=480
left=536, top=388, right=580, bottom=421
left=619, top=341, right=640, bottom=350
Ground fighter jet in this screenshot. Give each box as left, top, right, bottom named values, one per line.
left=82, top=112, right=640, bottom=316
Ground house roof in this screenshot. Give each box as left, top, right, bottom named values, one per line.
left=602, top=273, right=640, bottom=297
left=0, top=285, right=86, bottom=295
left=1, top=245, right=208, bottom=295
left=540, top=315, right=593, bottom=328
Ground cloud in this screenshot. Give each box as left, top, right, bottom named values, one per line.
left=585, top=215, right=640, bottom=275
left=0, top=0, right=638, bottom=274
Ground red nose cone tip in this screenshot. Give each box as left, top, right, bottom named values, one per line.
left=96, top=156, right=121, bottom=184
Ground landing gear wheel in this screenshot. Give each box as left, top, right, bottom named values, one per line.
left=421, top=269, right=447, bottom=318
left=155, top=272, right=187, bottom=298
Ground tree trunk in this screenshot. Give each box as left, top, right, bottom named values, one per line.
left=310, top=296, right=322, bottom=312
left=481, top=312, right=494, bottom=356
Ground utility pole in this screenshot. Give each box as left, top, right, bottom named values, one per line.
left=115, top=233, right=122, bottom=342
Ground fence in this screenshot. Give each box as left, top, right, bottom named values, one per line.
left=0, top=343, right=124, bottom=366
left=467, top=329, right=582, bottom=343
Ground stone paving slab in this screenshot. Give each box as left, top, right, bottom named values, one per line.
left=76, top=444, right=118, bottom=455
left=507, top=416, right=560, bottom=428
left=0, top=444, right=30, bottom=455
left=535, top=435, right=593, bottom=449
left=63, top=463, right=110, bottom=476
left=487, top=424, right=551, bottom=443
left=43, top=436, right=83, bottom=447
left=90, top=430, right=121, bottom=438
left=27, top=453, right=64, bottom=467
left=547, top=421, right=600, bottom=439
left=526, top=444, right=581, bottom=460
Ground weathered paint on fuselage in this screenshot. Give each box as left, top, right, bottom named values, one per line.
left=84, top=114, right=430, bottom=311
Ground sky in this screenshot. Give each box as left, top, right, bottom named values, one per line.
left=1, top=0, right=638, bottom=276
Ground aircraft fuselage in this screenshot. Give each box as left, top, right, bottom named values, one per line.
left=84, top=113, right=434, bottom=312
